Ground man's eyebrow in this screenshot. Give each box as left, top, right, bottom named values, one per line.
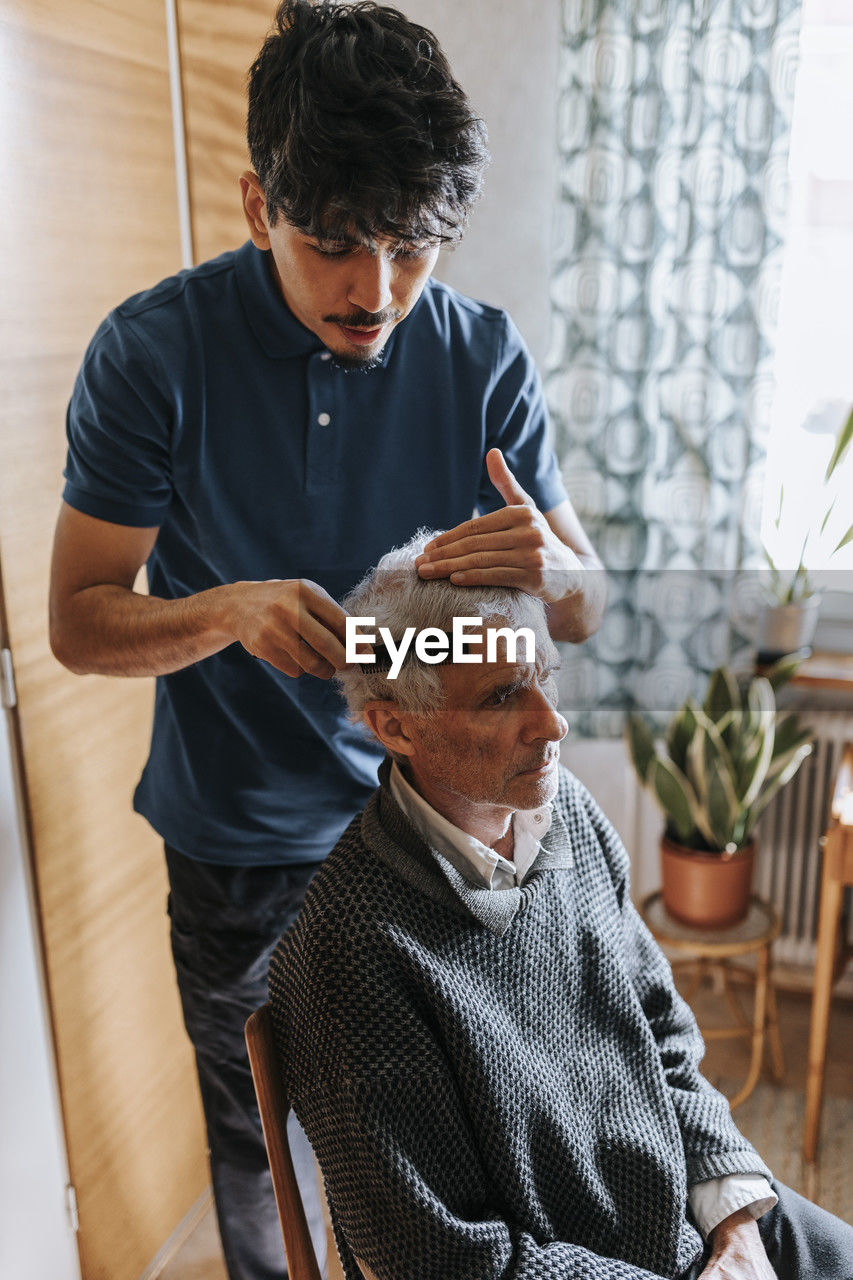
left=312, top=233, right=363, bottom=247
left=311, top=230, right=431, bottom=252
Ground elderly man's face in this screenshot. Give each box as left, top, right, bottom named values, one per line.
left=404, top=627, right=568, bottom=817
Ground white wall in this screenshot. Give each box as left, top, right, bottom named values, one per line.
left=0, top=707, right=80, bottom=1280
left=560, top=739, right=663, bottom=903
left=404, top=1, right=562, bottom=366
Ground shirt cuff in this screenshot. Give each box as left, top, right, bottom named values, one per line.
left=688, top=1174, right=778, bottom=1239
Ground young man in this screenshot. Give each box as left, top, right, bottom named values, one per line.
left=270, top=535, right=853, bottom=1280
left=49, top=4, right=604, bottom=1278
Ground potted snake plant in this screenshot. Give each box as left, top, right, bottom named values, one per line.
left=626, top=658, right=813, bottom=928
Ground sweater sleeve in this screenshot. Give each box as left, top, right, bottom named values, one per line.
left=272, top=930, right=670, bottom=1280
left=578, top=787, right=773, bottom=1188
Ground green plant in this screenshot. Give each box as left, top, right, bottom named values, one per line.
left=626, top=659, right=813, bottom=853
left=764, top=403, right=853, bottom=603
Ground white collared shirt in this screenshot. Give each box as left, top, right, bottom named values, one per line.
left=386, top=761, right=776, bottom=1239
left=389, top=761, right=551, bottom=889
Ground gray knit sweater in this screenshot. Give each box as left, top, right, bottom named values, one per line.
left=269, top=762, right=771, bottom=1280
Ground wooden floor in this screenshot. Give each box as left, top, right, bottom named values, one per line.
left=159, top=986, right=853, bottom=1280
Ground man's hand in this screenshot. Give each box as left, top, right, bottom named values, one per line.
left=222, top=578, right=348, bottom=679
left=698, top=1209, right=777, bottom=1279
left=49, top=504, right=349, bottom=679
left=415, top=448, right=585, bottom=604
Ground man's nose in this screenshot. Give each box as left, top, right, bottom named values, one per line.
left=347, top=250, right=394, bottom=315
left=521, top=685, right=569, bottom=744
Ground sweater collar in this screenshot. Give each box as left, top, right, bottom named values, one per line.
left=362, top=757, right=573, bottom=937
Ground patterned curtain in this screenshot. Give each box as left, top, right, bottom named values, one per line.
left=547, top=0, right=802, bottom=735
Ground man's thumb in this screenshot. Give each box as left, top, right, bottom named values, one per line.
left=486, top=448, right=531, bottom=507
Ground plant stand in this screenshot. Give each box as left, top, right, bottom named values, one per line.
left=640, top=893, right=785, bottom=1109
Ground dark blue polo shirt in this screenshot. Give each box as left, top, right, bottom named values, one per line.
left=63, top=241, right=567, bottom=864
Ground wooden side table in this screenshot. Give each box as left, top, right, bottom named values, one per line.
left=803, top=742, right=853, bottom=1165
left=640, top=893, right=784, bottom=1109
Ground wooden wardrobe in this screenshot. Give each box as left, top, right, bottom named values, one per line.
left=0, top=2, right=274, bottom=1276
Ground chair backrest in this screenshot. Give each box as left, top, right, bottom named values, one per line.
left=245, top=1004, right=323, bottom=1280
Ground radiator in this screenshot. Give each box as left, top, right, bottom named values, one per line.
left=755, top=710, right=853, bottom=969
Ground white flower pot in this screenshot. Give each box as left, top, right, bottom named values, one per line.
left=755, top=597, right=821, bottom=663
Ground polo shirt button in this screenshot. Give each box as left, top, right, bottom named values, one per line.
left=317, top=412, right=331, bottom=426
left=320, top=352, right=332, bottom=361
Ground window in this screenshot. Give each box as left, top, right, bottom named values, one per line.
left=763, top=0, right=853, bottom=616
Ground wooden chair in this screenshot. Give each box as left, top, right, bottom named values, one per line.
left=803, top=742, right=853, bottom=1164
left=245, top=1004, right=323, bottom=1280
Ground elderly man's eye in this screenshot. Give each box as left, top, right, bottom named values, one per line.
left=486, top=685, right=517, bottom=707
left=538, top=671, right=559, bottom=702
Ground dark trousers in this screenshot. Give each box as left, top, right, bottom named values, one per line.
left=681, top=1180, right=853, bottom=1279
left=165, top=845, right=326, bottom=1280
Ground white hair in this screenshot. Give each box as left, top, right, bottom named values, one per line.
left=336, top=529, right=550, bottom=719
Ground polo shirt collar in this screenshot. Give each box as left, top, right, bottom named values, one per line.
left=234, top=239, right=400, bottom=368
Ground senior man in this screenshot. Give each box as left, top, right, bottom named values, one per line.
left=269, top=533, right=852, bottom=1280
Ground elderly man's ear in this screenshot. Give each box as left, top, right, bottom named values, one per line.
left=363, top=702, right=418, bottom=760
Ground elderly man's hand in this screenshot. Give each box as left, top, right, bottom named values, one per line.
left=698, top=1209, right=777, bottom=1279
left=415, top=448, right=585, bottom=603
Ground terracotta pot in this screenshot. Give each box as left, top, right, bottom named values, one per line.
left=660, top=836, right=756, bottom=929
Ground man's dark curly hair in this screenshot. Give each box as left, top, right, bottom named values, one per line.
left=247, top=0, right=489, bottom=245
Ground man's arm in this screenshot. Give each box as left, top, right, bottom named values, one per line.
left=542, top=496, right=606, bottom=641
left=577, top=786, right=773, bottom=1189
left=698, top=1208, right=776, bottom=1279
left=415, top=448, right=606, bottom=642
left=576, top=786, right=778, bottom=1279
left=49, top=503, right=348, bottom=678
